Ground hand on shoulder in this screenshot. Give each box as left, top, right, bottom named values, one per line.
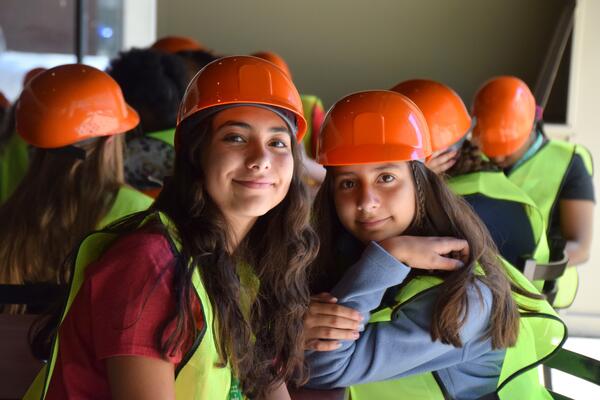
left=378, top=235, right=469, bottom=271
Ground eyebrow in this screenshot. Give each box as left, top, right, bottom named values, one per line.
left=215, top=120, right=290, bottom=133
left=373, top=163, right=402, bottom=171
left=333, top=171, right=356, bottom=178
left=334, top=164, right=402, bottom=177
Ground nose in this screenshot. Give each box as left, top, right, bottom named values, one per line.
left=246, top=142, right=271, bottom=171
left=357, top=185, right=379, bottom=212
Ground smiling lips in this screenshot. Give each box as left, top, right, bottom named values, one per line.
left=356, top=216, right=391, bottom=229
left=233, top=179, right=275, bottom=189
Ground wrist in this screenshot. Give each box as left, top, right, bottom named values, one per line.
left=378, top=237, right=409, bottom=264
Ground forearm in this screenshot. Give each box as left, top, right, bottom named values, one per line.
left=330, top=242, right=411, bottom=316
left=565, top=239, right=591, bottom=266
left=305, top=282, right=493, bottom=389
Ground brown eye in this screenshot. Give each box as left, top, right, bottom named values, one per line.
left=223, top=134, right=245, bottom=143
left=378, top=174, right=395, bottom=183
left=269, top=139, right=288, bottom=148
left=340, top=180, right=356, bottom=190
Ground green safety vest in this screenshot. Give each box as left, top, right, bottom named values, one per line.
left=146, top=128, right=176, bottom=147
left=0, top=133, right=29, bottom=203
left=97, top=185, right=153, bottom=228
left=23, top=212, right=235, bottom=400
left=448, top=171, right=550, bottom=291
left=508, top=140, right=594, bottom=308
left=301, top=95, right=324, bottom=159
left=349, top=260, right=566, bottom=400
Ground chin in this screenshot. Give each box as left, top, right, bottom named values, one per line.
left=355, top=231, right=387, bottom=244
left=236, top=203, right=280, bottom=218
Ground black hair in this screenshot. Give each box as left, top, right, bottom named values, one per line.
left=107, top=48, right=188, bottom=133
left=175, top=50, right=220, bottom=82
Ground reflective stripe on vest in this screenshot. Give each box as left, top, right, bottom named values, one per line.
left=508, top=140, right=593, bottom=308
left=23, top=212, right=232, bottom=400
left=146, top=128, right=176, bottom=147
left=349, top=260, right=566, bottom=400
left=300, top=95, right=322, bottom=158
left=0, top=133, right=29, bottom=203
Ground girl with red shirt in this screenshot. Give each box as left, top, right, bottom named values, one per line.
left=26, top=56, right=317, bottom=400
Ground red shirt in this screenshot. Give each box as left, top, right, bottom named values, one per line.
left=46, top=229, right=203, bottom=399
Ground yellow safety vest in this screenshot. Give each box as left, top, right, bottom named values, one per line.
left=508, top=140, right=593, bottom=308
left=24, top=211, right=236, bottom=400
left=0, top=133, right=29, bottom=203
left=448, top=171, right=550, bottom=291
left=146, top=128, right=175, bottom=147
left=349, top=261, right=566, bottom=400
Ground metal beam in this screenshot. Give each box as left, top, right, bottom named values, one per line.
left=75, top=0, right=88, bottom=63
left=534, top=0, right=577, bottom=109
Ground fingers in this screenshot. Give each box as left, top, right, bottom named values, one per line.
left=429, top=254, right=465, bottom=270
left=307, top=326, right=360, bottom=341
left=382, top=235, right=469, bottom=270
left=308, top=302, right=363, bottom=322
left=305, top=339, right=341, bottom=352
left=437, top=157, right=458, bottom=173
left=311, top=292, right=338, bottom=303
left=305, top=312, right=363, bottom=331
left=429, top=237, right=469, bottom=258
left=426, top=150, right=458, bottom=173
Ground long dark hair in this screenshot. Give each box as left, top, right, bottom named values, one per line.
left=30, top=111, right=317, bottom=397
left=0, top=136, right=124, bottom=313
left=311, top=161, right=536, bottom=349
left=152, top=114, right=317, bottom=397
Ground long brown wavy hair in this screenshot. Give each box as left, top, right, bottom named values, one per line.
left=311, top=161, right=536, bottom=349
left=149, top=114, right=318, bottom=397
left=0, top=136, right=124, bottom=309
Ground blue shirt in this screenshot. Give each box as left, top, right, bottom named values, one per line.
left=305, top=242, right=504, bottom=399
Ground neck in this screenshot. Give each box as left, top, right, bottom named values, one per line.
left=223, top=213, right=257, bottom=253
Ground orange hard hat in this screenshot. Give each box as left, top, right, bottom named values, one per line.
left=316, top=90, right=432, bottom=166
left=251, top=51, right=292, bottom=79
left=151, top=36, right=205, bottom=54
left=176, top=55, right=307, bottom=144
left=16, top=64, right=139, bottom=148
left=23, top=67, right=47, bottom=86
left=391, top=79, right=471, bottom=152
left=472, top=76, right=536, bottom=157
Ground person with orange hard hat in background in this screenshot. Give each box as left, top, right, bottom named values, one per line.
left=391, top=80, right=551, bottom=290
left=0, top=67, right=46, bottom=203
left=107, top=48, right=189, bottom=198
left=23, top=56, right=317, bottom=400
left=472, top=76, right=594, bottom=308
left=151, top=35, right=207, bottom=53
left=252, top=51, right=327, bottom=193
left=151, top=35, right=219, bottom=83
left=0, top=64, right=152, bottom=313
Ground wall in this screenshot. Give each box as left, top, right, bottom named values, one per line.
left=156, top=0, right=564, bottom=108
left=156, top=0, right=600, bottom=335
left=553, top=0, right=600, bottom=336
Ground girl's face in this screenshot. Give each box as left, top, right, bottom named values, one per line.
left=202, top=106, right=294, bottom=226
left=332, top=162, right=416, bottom=243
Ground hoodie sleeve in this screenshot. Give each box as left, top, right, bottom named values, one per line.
left=305, top=242, right=494, bottom=389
